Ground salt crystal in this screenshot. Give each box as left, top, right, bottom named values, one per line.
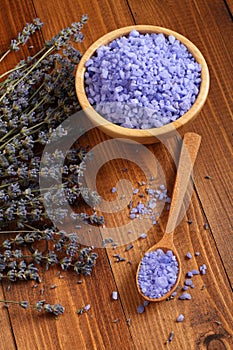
left=137, top=304, right=145, bottom=314
left=112, top=291, right=118, bottom=300
left=176, top=314, right=185, bottom=322
left=186, top=252, right=192, bottom=259
left=179, top=293, right=192, bottom=300
left=85, top=31, right=201, bottom=129
left=84, top=304, right=91, bottom=311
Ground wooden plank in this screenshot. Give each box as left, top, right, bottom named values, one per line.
left=127, top=0, right=233, bottom=284
left=0, top=0, right=135, bottom=349
left=1, top=0, right=232, bottom=349
left=4, top=247, right=134, bottom=350
left=225, top=0, right=233, bottom=17
left=0, top=273, right=17, bottom=350
left=92, top=133, right=233, bottom=349
left=33, top=0, right=133, bottom=51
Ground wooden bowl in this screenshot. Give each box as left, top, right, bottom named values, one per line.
left=75, top=25, right=209, bottom=144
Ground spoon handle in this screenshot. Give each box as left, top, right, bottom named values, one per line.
left=165, top=132, right=201, bottom=234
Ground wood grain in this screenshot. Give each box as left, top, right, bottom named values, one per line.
left=128, top=0, right=233, bottom=283
left=0, top=0, right=232, bottom=349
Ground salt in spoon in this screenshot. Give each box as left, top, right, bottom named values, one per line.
left=136, top=132, right=202, bottom=302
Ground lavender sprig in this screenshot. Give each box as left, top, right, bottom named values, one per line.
left=0, top=18, right=43, bottom=63
left=0, top=299, right=65, bottom=317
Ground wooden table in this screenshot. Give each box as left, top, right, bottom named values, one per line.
left=0, top=1, right=232, bottom=349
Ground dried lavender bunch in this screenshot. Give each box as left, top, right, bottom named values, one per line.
left=0, top=15, right=102, bottom=282
left=0, top=228, right=98, bottom=281
left=0, top=14, right=102, bottom=229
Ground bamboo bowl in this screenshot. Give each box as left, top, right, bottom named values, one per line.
left=75, top=25, right=209, bottom=144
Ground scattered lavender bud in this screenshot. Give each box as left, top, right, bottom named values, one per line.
left=166, top=331, right=175, bottom=343
left=113, top=254, right=126, bottom=262
left=137, top=304, right=145, bottom=314
left=112, top=291, right=118, bottom=300
left=176, top=314, right=185, bottom=322
left=50, top=284, right=57, bottom=289
left=112, top=318, right=119, bottom=323
left=179, top=293, right=192, bottom=300
left=214, top=320, right=222, bottom=325
left=20, top=301, right=29, bottom=309
left=125, top=243, right=134, bottom=252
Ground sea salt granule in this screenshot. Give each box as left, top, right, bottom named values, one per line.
left=182, top=286, right=189, bottom=291
left=186, top=271, right=193, bottom=278
left=112, top=291, right=118, bottom=300
left=85, top=30, right=201, bottom=129
left=137, top=304, right=145, bottom=314
left=176, top=314, right=185, bottom=322
left=179, top=292, right=192, bottom=300
left=199, top=264, right=207, bottom=275
left=186, top=252, right=192, bottom=259
left=84, top=304, right=91, bottom=311
left=137, top=249, right=179, bottom=299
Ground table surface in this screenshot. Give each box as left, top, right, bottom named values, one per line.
left=0, top=1, right=232, bottom=349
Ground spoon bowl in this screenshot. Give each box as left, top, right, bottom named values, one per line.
left=136, top=235, right=181, bottom=302
left=136, top=132, right=202, bottom=302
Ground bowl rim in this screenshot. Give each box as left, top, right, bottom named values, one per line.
left=75, top=25, right=210, bottom=142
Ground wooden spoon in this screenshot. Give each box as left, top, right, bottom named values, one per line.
left=136, top=132, right=202, bottom=302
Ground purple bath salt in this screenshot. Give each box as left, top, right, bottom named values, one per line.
left=85, top=30, right=201, bottom=129
left=176, top=314, right=185, bottom=322
left=186, top=251, right=192, bottom=259
left=137, top=249, right=179, bottom=299
left=179, top=292, right=192, bottom=300
left=112, top=291, right=118, bottom=300
left=137, top=304, right=145, bottom=314
left=199, top=264, right=207, bottom=275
